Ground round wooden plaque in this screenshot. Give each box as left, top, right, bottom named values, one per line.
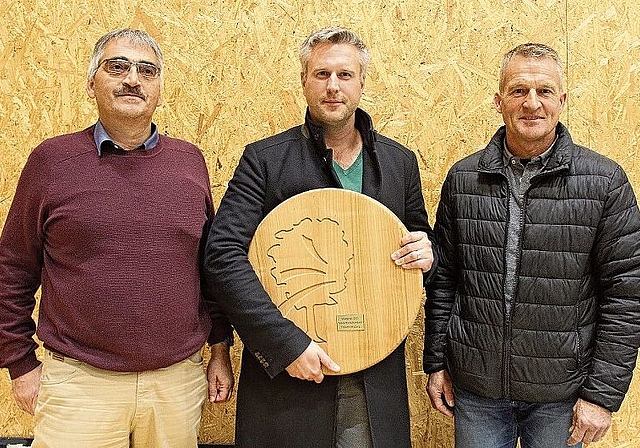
left=248, top=188, right=424, bottom=375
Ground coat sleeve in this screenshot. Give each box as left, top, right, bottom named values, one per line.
left=423, top=171, right=458, bottom=374
left=203, top=144, right=311, bottom=378
left=403, top=150, right=438, bottom=286
left=581, top=165, right=640, bottom=412
left=0, top=149, right=46, bottom=379
left=198, top=154, right=233, bottom=346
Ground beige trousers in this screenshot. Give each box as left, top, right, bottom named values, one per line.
left=32, top=350, right=207, bottom=448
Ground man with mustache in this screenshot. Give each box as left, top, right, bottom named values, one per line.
left=424, top=43, right=640, bottom=447
left=203, top=26, right=435, bottom=447
left=0, top=28, right=234, bottom=447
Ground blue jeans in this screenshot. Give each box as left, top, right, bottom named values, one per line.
left=454, top=387, right=581, bottom=448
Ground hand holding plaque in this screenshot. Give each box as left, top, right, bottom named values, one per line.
left=248, top=188, right=424, bottom=375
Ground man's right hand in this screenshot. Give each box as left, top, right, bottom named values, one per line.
left=427, top=369, right=455, bottom=417
left=285, top=341, right=340, bottom=383
left=12, top=364, right=42, bottom=415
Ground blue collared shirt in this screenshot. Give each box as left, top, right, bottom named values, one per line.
left=93, top=121, right=159, bottom=156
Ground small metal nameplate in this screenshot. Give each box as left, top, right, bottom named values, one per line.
left=336, top=314, right=365, bottom=331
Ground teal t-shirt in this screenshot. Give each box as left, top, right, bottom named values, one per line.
left=333, top=150, right=363, bottom=192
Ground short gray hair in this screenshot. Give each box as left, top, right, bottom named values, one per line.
left=499, top=43, right=564, bottom=92
left=299, top=27, right=370, bottom=82
left=87, top=28, right=164, bottom=81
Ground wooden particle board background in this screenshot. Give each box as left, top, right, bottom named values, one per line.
left=1, top=0, right=639, bottom=446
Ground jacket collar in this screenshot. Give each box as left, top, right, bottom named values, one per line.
left=478, top=122, right=573, bottom=176
left=301, top=107, right=377, bottom=157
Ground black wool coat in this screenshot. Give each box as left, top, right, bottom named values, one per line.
left=204, top=108, right=435, bottom=447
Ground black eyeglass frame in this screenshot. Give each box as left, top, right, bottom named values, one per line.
left=97, top=57, right=161, bottom=80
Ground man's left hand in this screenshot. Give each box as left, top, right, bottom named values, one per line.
left=567, top=398, right=612, bottom=445
left=207, top=342, right=234, bottom=403
left=391, top=231, right=434, bottom=272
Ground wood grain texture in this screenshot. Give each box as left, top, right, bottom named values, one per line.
left=248, top=189, right=423, bottom=375
left=1, top=0, right=639, bottom=446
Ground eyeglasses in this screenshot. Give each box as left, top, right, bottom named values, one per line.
left=98, top=58, right=161, bottom=80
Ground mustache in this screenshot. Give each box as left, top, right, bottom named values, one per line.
left=114, top=87, right=146, bottom=99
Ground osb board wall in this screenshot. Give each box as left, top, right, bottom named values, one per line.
left=1, top=0, right=639, bottom=446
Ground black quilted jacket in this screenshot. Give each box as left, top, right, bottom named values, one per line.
left=424, top=122, right=640, bottom=412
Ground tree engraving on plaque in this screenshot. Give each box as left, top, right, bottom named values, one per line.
left=267, top=217, right=354, bottom=342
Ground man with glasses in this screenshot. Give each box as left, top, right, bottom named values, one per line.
left=0, top=28, right=234, bottom=447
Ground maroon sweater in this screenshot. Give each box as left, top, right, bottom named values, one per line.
left=0, top=126, right=230, bottom=379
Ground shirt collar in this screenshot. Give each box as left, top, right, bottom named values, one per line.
left=301, top=107, right=376, bottom=157
left=93, top=121, right=159, bottom=156
left=502, top=136, right=557, bottom=167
